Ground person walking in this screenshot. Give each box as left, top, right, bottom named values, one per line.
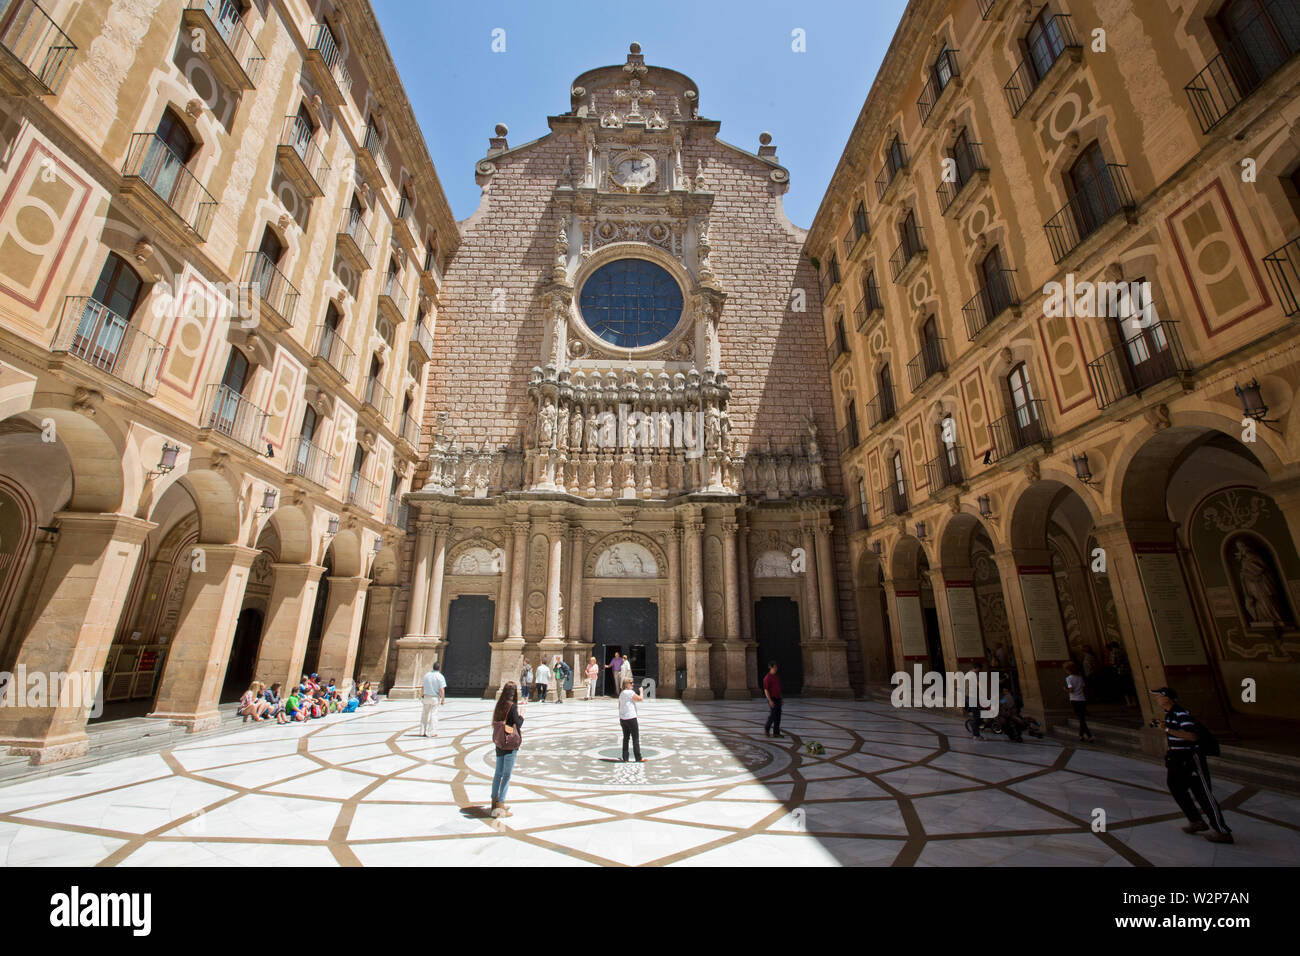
left=420, top=661, right=446, bottom=737
left=521, top=660, right=533, bottom=703
left=763, top=661, right=783, bottom=738
left=619, top=677, right=643, bottom=762
left=490, top=682, right=524, bottom=818
left=1150, top=686, right=1232, bottom=843
left=1064, top=661, right=1094, bottom=742
left=605, top=652, right=624, bottom=697
left=534, top=658, right=551, bottom=704
left=552, top=656, right=569, bottom=704
left=585, top=657, right=599, bottom=700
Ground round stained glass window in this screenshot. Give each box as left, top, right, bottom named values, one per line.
left=578, top=259, right=683, bottom=348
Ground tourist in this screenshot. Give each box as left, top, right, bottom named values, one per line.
left=1149, top=686, right=1232, bottom=843
left=263, top=682, right=286, bottom=723
left=238, top=682, right=270, bottom=722
left=996, top=684, right=1024, bottom=742
left=619, top=677, right=644, bottom=762
left=421, top=661, right=447, bottom=737
left=521, top=660, right=533, bottom=703
left=552, top=656, right=569, bottom=704
left=763, top=661, right=783, bottom=738
left=491, top=682, right=524, bottom=818
left=1065, top=661, right=1094, bottom=742
left=1108, top=641, right=1138, bottom=706
left=585, top=657, right=599, bottom=700
left=535, top=658, right=551, bottom=703
left=605, top=652, right=623, bottom=697
left=284, top=688, right=305, bottom=722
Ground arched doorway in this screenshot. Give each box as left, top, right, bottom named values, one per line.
left=939, top=511, right=1018, bottom=691
left=442, top=595, right=494, bottom=696
left=755, top=596, right=803, bottom=696
left=593, top=597, right=659, bottom=696
left=221, top=608, right=264, bottom=702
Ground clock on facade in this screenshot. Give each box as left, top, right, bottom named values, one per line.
left=578, top=258, right=683, bottom=349
left=611, top=153, right=656, bottom=191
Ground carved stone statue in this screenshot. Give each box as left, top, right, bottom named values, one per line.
left=1235, top=540, right=1289, bottom=626
left=570, top=406, right=585, bottom=450
left=539, top=399, right=556, bottom=448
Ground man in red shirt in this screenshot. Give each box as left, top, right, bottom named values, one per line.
left=763, top=662, right=783, bottom=737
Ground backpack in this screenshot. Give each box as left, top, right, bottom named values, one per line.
left=1194, top=722, right=1221, bottom=757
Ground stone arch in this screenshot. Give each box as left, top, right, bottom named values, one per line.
left=265, top=504, right=312, bottom=564
left=3, top=407, right=125, bottom=514
left=172, top=468, right=241, bottom=545
left=327, top=527, right=364, bottom=578
left=585, top=530, right=666, bottom=577
left=890, top=533, right=928, bottom=582
left=1008, top=474, right=1105, bottom=553
left=938, top=510, right=1000, bottom=570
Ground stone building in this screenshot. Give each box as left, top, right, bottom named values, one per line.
left=809, top=0, right=1300, bottom=749
left=393, top=44, right=855, bottom=701
left=0, top=0, right=455, bottom=761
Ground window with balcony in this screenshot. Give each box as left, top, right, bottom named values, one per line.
left=1027, top=7, right=1069, bottom=81
left=886, top=135, right=906, bottom=179
left=1219, top=0, right=1300, bottom=91
left=1007, top=363, right=1042, bottom=445
left=58, top=253, right=159, bottom=389
left=1044, top=142, right=1135, bottom=262
left=424, top=239, right=438, bottom=273
left=203, top=347, right=261, bottom=446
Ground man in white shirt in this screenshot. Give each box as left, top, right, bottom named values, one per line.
left=420, top=662, right=447, bottom=736
left=534, top=660, right=551, bottom=703
left=619, top=678, right=643, bottom=762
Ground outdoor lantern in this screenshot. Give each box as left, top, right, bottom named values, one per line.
left=1235, top=379, right=1268, bottom=421
left=373, top=536, right=383, bottom=553
left=915, top=521, right=928, bottom=540
left=978, top=494, right=993, bottom=518
left=157, top=443, right=180, bottom=473
left=327, top=515, right=341, bottom=536
left=871, top=540, right=883, bottom=555
left=260, top=488, right=278, bottom=512
left=1072, top=452, right=1093, bottom=484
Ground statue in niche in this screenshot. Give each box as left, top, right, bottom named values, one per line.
left=1230, top=538, right=1293, bottom=628
left=539, top=399, right=556, bottom=448
left=805, top=405, right=820, bottom=456
left=570, top=406, right=585, bottom=450
left=706, top=405, right=721, bottom=450
left=586, top=409, right=602, bottom=449
left=557, top=405, right=570, bottom=450
left=658, top=410, right=673, bottom=448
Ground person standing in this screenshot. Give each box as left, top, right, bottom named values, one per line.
left=605, top=652, right=623, bottom=697
left=490, top=682, right=524, bottom=818
left=585, top=657, right=599, bottom=700
left=552, top=656, right=569, bottom=704
left=534, top=658, right=551, bottom=704
left=1064, top=661, right=1094, bottom=742
left=521, top=660, right=533, bottom=703
left=1150, top=686, right=1232, bottom=843
left=420, top=661, right=447, bottom=737
left=619, top=678, right=643, bottom=762
left=763, top=661, right=783, bottom=738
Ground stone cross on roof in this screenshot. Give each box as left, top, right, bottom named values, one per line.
left=615, top=78, right=655, bottom=120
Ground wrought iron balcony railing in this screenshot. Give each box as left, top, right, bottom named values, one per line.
left=875, top=142, right=909, bottom=201
left=337, top=207, right=377, bottom=270
left=918, top=49, right=961, bottom=125
left=880, top=482, right=910, bottom=517
left=988, top=400, right=1050, bottom=462
left=313, top=323, right=355, bottom=381
left=386, top=495, right=409, bottom=530
left=907, top=337, right=947, bottom=391
left=379, top=273, right=410, bottom=318
left=837, top=421, right=861, bottom=456
left=399, top=411, right=420, bottom=448
left=962, top=269, right=1021, bottom=339
left=1264, top=236, right=1300, bottom=318
left=199, top=383, right=268, bottom=452
left=1004, top=14, right=1082, bottom=117
left=866, top=385, right=897, bottom=429
left=347, top=471, right=380, bottom=511
left=277, top=115, right=329, bottom=196
left=121, top=132, right=218, bottom=241
left=410, top=320, right=434, bottom=361
left=937, top=141, right=989, bottom=214
left=307, top=23, right=352, bottom=101
left=1043, top=164, right=1135, bottom=264
left=828, top=321, right=850, bottom=365
left=241, top=251, right=300, bottom=329
left=288, top=436, right=332, bottom=487
left=52, top=297, right=167, bottom=394
left=890, top=225, right=927, bottom=282
left=925, top=447, right=966, bottom=494
left=1086, top=320, right=1192, bottom=410
left=1185, top=0, right=1300, bottom=134
left=0, top=0, right=76, bottom=94
left=360, top=123, right=391, bottom=177
left=183, top=1, right=264, bottom=88
left=363, top=377, right=394, bottom=421
left=855, top=277, right=884, bottom=332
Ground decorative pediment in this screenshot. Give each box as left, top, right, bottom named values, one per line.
left=447, top=542, right=503, bottom=575
left=754, top=549, right=796, bottom=578
left=586, top=531, right=666, bottom=577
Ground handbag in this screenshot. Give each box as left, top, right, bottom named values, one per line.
left=492, top=719, right=522, bottom=751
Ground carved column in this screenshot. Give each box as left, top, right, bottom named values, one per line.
left=721, top=517, right=749, bottom=699
left=495, top=534, right=511, bottom=639
left=682, top=516, right=713, bottom=699
left=539, top=518, right=567, bottom=700
left=507, top=520, right=529, bottom=640
left=665, top=527, right=682, bottom=643
left=423, top=520, right=449, bottom=641
left=568, top=527, right=585, bottom=643
left=391, top=517, right=446, bottom=699
left=801, top=524, right=823, bottom=641
left=405, top=518, right=435, bottom=637
left=737, top=514, right=757, bottom=693
left=487, top=519, right=531, bottom=698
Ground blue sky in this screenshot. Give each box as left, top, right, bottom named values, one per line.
left=372, top=0, right=909, bottom=229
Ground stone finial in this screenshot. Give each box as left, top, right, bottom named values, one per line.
left=758, top=131, right=777, bottom=159
left=489, top=123, right=509, bottom=154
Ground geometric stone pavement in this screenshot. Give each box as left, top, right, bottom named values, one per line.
left=1, top=698, right=1298, bottom=866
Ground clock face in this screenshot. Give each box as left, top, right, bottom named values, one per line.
left=614, top=155, right=655, bottom=189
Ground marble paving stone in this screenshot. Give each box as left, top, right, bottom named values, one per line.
left=1237, top=790, right=1300, bottom=828
left=262, top=768, right=379, bottom=801
left=915, top=833, right=1122, bottom=867
left=670, top=833, right=846, bottom=866
left=928, top=751, right=1050, bottom=783
left=1009, top=771, right=1176, bottom=822
left=191, top=754, right=322, bottom=789
left=545, top=818, right=729, bottom=866
left=782, top=800, right=909, bottom=836
left=347, top=802, right=486, bottom=841
left=801, top=776, right=893, bottom=800
left=337, top=754, right=421, bottom=775
left=119, top=840, right=339, bottom=868
left=649, top=799, right=788, bottom=829
left=0, top=821, right=125, bottom=866
left=396, top=763, right=464, bottom=782
left=911, top=789, right=1074, bottom=835
left=166, top=793, right=342, bottom=841
left=354, top=834, right=595, bottom=867
left=11, top=776, right=235, bottom=835
left=876, top=766, right=986, bottom=796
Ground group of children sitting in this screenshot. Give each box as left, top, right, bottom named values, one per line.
left=236, top=673, right=379, bottom=724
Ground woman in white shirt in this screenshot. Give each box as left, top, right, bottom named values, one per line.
left=618, top=678, right=643, bottom=762
left=1064, top=661, right=1094, bottom=743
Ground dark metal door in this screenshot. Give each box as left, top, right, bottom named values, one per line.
left=443, top=595, right=494, bottom=696
left=754, top=597, right=803, bottom=695
left=593, top=598, right=657, bottom=696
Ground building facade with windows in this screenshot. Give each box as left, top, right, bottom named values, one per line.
left=0, top=0, right=456, bottom=762
left=810, top=0, right=1300, bottom=749
left=392, top=44, right=855, bottom=702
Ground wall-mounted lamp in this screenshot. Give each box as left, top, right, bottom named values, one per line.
left=915, top=521, right=928, bottom=541
left=978, top=494, right=995, bottom=519
left=327, top=515, right=341, bottom=536
left=265, top=442, right=275, bottom=459
left=1235, top=379, right=1271, bottom=422
left=152, top=443, right=180, bottom=477
left=373, top=537, right=383, bottom=554
left=1072, top=452, right=1093, bottom=485
left=871, top=540, right=883, bottom=555
left=258, top=488, right=278, bottom=513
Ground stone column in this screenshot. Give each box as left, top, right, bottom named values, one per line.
left=255, top=563, right=326, bottom=692
left=315, top=576, right=370, bottom=693
left=151, top=543, right=258, bottom=731
left=682, top=516, right=713, bottom=699
left=720, top=517, right=749, bottom=699
left=808, top=519, right=852, bottom=697
left=540, top=518, right=567, bottom=699
left=568, top=526, right=585, bottom=642
left=0, top=513, right=153, bottom=763
left=507, top=520, right=528, bottom=640
left=801, top=524, right=823, bottom=640
left=991, top=547, right=1058, bottom=723
left=665, top=527, right=682, bottom=642
left=423, top=521, right=449, bottom=641
left=737, top=516, right=757, bottom=693
left=354, top=584, right=396, bottom=689
left=487, top=519, right=530, bottom=698
left=405, top=518, right=435, bottom=637
left=495, top=534, right=512, bottom=640
left=391, top=519, right=447, bottom=700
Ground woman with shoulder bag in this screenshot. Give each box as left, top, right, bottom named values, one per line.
left=491, top=681, right=524, bottom=818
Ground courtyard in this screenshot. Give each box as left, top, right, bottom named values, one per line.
left=1, top=698, right=1297, bottom=867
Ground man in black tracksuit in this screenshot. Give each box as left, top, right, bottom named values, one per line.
left=1151, top=686, right=1233, bottom=844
